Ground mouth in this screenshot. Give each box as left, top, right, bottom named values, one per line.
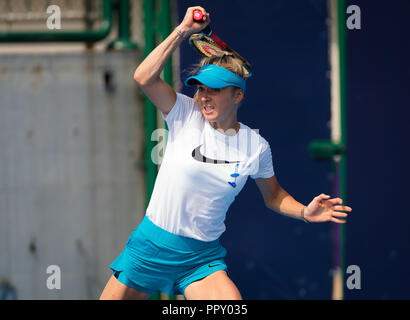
left=203, top=105, right=215, bottom=114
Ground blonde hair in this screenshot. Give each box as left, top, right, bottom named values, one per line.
left=191, top=53, right=248, bottom=79
left=189, top=53, right=249, bottom=102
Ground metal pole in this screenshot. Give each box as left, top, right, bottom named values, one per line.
left=309, top=0, right=347, bottom=300
left=142, top=0, right=174, bottom=300
left=108, top=0, right=138, bottom=50
left=336, top=0, right=347, bottom=300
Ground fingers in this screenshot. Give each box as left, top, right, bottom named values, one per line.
left=327, top=197, right=343, bottom=205
left=319, top=195, right=352, bottom=210
left=188, top=6, right=209, bottom=21
left=183, top=6, right=211, bottom=31
left=331, top=201, right=351, bottom=221
left=333, top=205, right=352, bottom=212
left=331, top=203, right=351, bottom=222
left=310, top=194, right=353, bottom=224
left=331, top=217, right=347, bottom=224
left=332, top=211, right=348, bottom=218
left=314, top=194, right=331, bottom=202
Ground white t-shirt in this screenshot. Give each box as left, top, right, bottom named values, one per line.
left=146, top=93, right=274, bottom=241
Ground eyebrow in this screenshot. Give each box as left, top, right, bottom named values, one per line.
left=197, top=85, right=221, bottom=90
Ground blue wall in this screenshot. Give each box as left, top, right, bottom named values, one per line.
left=177, top=0, right=410, bottom=300
left=345, top=0, right=410, bottom=299
left=178, top=0, right=333, bottom=299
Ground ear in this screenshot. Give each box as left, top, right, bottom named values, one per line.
left=234, top=88, right=244, bottom=105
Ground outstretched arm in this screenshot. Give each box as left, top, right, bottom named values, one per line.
left=255, top=176, right=352, bottom=223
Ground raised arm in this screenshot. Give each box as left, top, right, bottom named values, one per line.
left=133, top=6, right=210, bottom=115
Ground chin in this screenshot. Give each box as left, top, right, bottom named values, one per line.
left=202, top=112, right=218, bottom=120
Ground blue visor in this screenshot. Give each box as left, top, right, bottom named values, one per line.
left=184, top=64, right=246, bottom=92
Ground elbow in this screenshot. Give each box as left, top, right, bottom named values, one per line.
left=133, top=70, right=147, bottom=87
left=133, top=71, right=157, bottom=88
left=133, top=65, right=151, bottom=86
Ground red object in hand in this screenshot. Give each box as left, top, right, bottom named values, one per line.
left=193, top=9, right=205, bottom=22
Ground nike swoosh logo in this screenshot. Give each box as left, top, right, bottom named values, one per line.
left=208, top=263, right=221, bottom=268
left=192, top=144, right=241, bottom=164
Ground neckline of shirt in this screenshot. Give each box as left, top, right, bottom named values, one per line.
left=205, top=120, right=244, bottom=140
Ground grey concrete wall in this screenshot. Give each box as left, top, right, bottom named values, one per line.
left=0, top=51, right=146, bottom=299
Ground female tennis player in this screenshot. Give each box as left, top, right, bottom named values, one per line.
left=99, top=6, right=352, bottom=300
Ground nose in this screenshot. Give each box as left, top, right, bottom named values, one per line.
left=200, top=88, right=211, bottom=101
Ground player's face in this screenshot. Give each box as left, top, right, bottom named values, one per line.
left=197, top=85, right=243, bottom=122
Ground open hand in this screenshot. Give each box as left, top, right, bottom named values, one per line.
left=304, top=194, right=352, bottom=223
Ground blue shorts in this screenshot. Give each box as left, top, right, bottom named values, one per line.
left=109, top=216, right=228, bottom=296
